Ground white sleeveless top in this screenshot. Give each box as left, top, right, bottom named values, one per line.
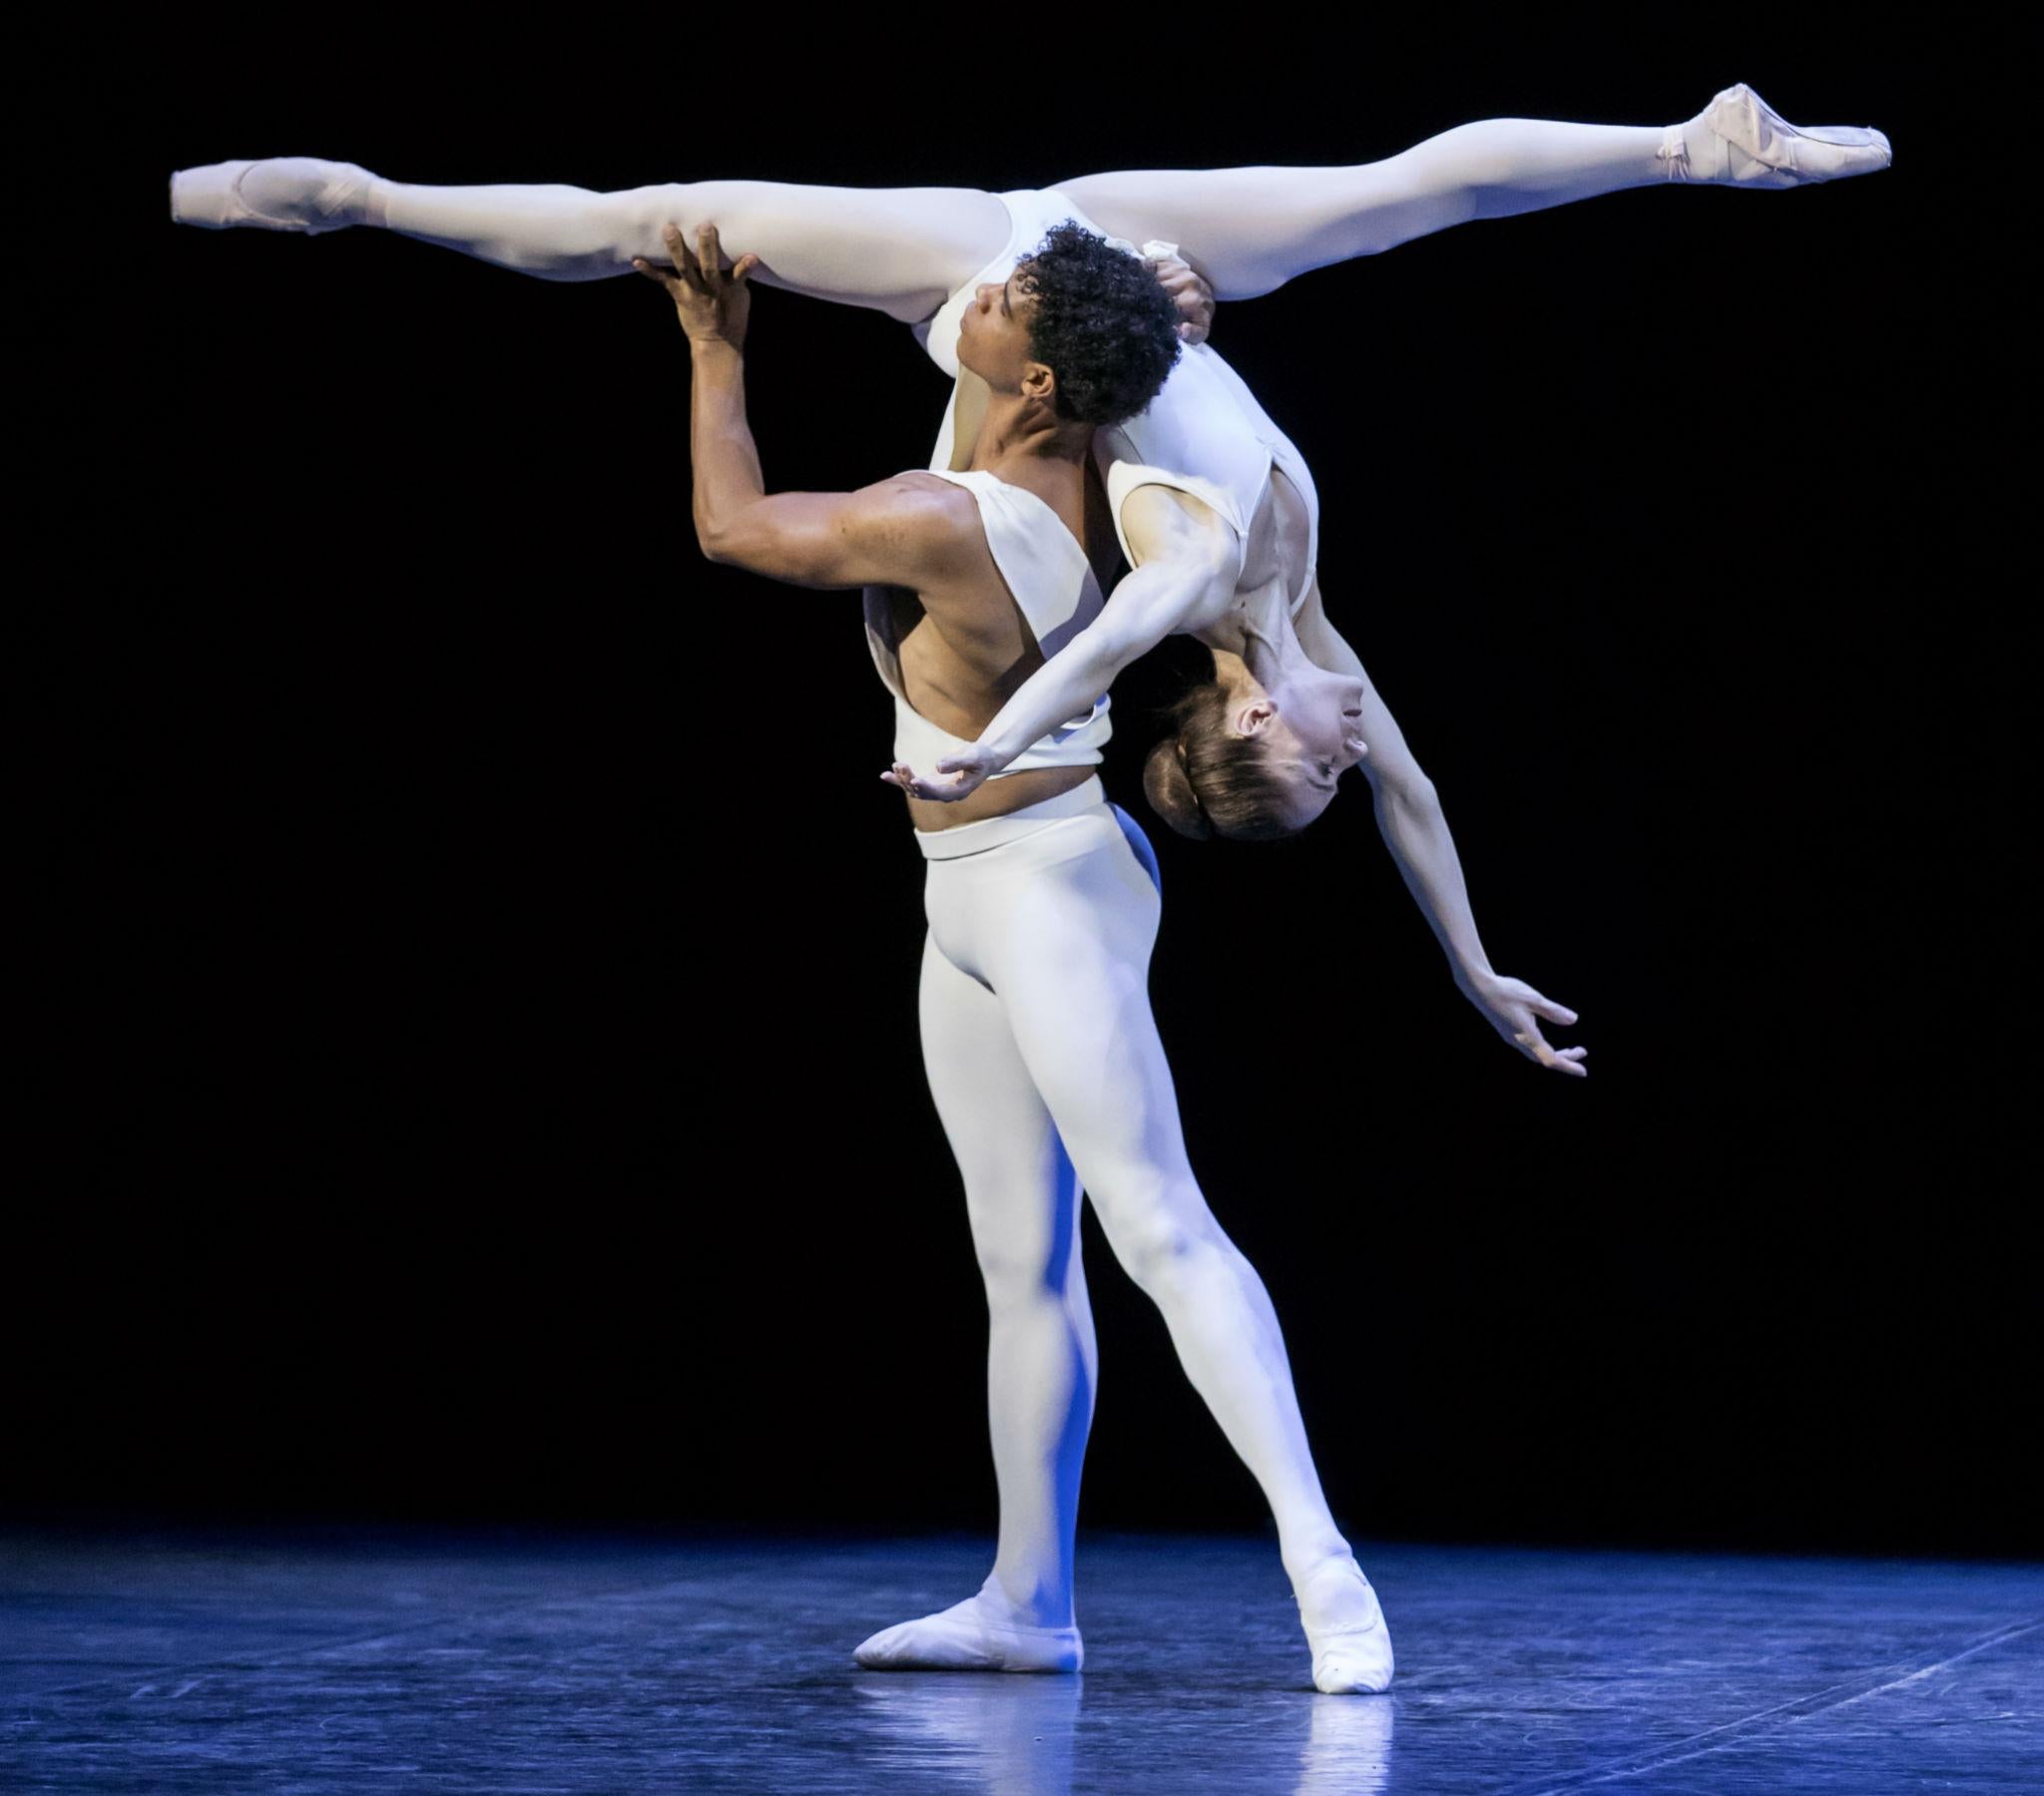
left=915, top=187, right=1321, bottom=619
left=861, top=468, right=1111, bottom=777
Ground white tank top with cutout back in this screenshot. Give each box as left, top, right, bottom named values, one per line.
left=861, top=467, right=1111, bottom=777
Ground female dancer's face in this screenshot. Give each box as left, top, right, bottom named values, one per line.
left=1242, top=667, right=1370, bottom=825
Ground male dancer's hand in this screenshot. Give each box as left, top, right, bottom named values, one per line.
left=632, top=222, right=761, bottom=348
left=880, top=749, right=997, bottom=802
left=1458, top=970, right=1589, bottom=1077
left=1147, top=249, right=1215, bottom=345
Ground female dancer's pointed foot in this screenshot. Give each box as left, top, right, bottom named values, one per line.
left=169, top=157, right=380, bottom=233
left=1295, top=1552, right=1394, bottom=1694
left=852, top=1584, right=1083, bottom=1673
left=1657, top=82, right=1892, bottom=188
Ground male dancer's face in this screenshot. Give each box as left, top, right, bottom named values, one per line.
left=955, top=260, right=1052, bottom=399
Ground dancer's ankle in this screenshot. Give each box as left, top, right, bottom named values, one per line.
left=979, top=1568, right=1074, bottom=1631
left=1282, top=1536, right=1355, bottom=1590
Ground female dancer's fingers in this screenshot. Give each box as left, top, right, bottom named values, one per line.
left=1515, top=1023, right=1556, bottom=1068
left=1534, top=996, right=1580, bottom=1026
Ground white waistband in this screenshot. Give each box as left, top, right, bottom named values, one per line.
left=914, top=776, right=1107, bottom=860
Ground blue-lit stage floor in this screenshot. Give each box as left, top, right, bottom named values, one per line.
left=3, top=1529, right=2039, bottom=1793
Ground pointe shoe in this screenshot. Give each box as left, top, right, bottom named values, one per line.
left=169, top=157, right=375, bottom=234
left=1657, top=82, right=1892, bottom=188
left=852, top=1589, right=1084, bottom=1673
left=1295, top=1553, right=1394, bottom=1695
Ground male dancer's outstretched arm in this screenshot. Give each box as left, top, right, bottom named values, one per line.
left=650, top=224, right=976, bottom=594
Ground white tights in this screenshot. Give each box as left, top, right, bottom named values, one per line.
left=912, top=782, right=1345, bottom=1628
left=317, top=112, right=1688, bottom=311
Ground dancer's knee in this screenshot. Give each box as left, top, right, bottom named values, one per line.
left=969, top=1202, right=1081, bottom=1313
left=977, top=1242, right=1079, bottom=1316
left=1098, top=1183, right=1229, bottom=1296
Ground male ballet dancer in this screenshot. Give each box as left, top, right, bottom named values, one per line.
left=634, top=216, right=1397, bottom=1693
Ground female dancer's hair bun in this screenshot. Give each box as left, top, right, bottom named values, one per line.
left=1143, top=734, right=1214, bottom=839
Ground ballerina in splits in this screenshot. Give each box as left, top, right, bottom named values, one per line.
left=169, top=83, right=1888, bottom=1066
left=170, top=82, right=1892, bottom=844
left=628, top=209, right=1400, bottom=1690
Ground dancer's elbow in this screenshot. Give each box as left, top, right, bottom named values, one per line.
left=697, top=512, right=766, bottom=571
left=1369, top=758, right=1437, bottom=806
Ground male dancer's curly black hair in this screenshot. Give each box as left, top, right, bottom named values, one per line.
left=1015, top=221, right=1184, bottom=428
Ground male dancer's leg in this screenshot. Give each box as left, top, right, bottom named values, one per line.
left=849, top=930, right=1094, bottom=1671
left=954, top=808, right=1391, bottom=1690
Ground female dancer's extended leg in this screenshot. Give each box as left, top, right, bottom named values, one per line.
left=1056, top=118, right=1694, bottom=297
left=173, top=87, right=1884, bottom=311
left=178, top=159, right=1010, bottom=321
left=1055, top=86, right=1888, bottom=296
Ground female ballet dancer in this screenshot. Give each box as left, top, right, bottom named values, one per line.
left=168, top=79, right=1884, bottom=1072
left=169, top=81, right=1892, bottom=847
left=637, top=213, right=1395, bottom=1690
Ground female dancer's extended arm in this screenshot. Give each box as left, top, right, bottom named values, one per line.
left=1287, top=581, right=1587, bottom=1075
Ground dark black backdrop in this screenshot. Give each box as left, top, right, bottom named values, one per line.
left=21, top=24, right=2030, bottom=1560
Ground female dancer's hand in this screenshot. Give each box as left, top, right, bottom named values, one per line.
left=1147, top=249, right=1215, bottom=345
left=879, top=748, right=996, bottom=802
left=1459, top=971, right=1588, bottom=1077
left=632, top=222, right=761, bottom=348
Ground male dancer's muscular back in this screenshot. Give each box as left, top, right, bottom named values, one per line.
left=863, top=458, right=1118, bottom=830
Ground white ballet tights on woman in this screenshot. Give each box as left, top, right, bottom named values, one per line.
left=171, top=86, right=1887, bottom=320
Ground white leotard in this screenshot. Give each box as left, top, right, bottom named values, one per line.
left=915, top=187, right=1321, bottom=618
left=862, top=467, right=1111, bottom=776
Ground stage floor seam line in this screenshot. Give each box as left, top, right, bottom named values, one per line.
left=1509, top=1614, right=2044, bottom=1795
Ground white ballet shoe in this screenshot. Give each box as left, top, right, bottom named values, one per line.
left=852, top=1586, right=1083, bottom=1673
left=1294, top=1553, right=1394, bottom=1695
left=1657, top=82, right=1892, bottom=188
left=169, top=157, right=375, bottom=233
